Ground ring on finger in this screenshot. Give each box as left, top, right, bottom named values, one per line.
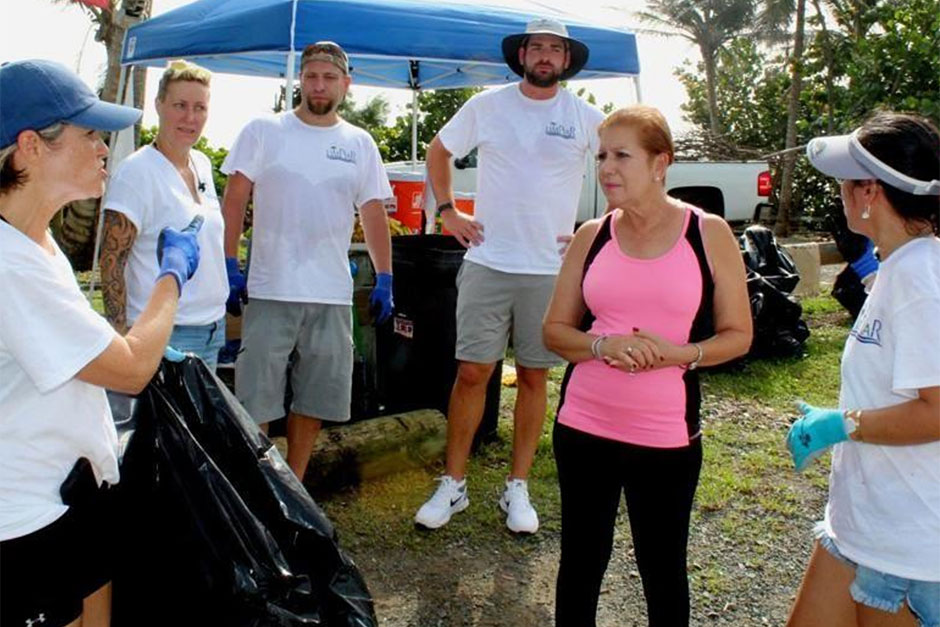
left=626, top=346, right=634, bottom=354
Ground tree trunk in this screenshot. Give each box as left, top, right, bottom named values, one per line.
left=811, top=0, right=835, bottom=133
left=774, top=0, right=806, bottom=238
left=702, top=47, right=722, bottom=137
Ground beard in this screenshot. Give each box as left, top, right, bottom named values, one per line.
left=306, top=97, right=336, bottom=116
left=523, top=63, right=562, bottom=88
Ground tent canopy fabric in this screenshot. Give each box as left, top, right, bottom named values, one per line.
left=121, top=0, right=640, bottom=90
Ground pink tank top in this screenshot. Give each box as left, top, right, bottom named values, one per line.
left=557, top=207, right=714, bottom=448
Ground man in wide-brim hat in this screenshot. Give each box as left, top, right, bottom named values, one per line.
left=501, top=17, right=590, bottom=82
left=414, top=18, right=604, bottom=536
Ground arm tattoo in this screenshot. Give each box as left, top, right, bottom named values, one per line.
left=99, top=210, right=137, bottom=334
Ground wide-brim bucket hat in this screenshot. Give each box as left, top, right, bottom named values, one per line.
left=502, top=17, right=589, bottom=81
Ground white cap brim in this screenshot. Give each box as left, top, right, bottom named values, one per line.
left=805, top=133, right=872, bottom=180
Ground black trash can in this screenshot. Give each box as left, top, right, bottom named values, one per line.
left=377, top=235, right=500, bottom=446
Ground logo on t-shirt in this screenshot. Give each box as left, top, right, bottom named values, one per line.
left=545, top=122, right=576, bottom=140
left=326, top=145, right=357, bottom=164
left=850, top=317, right=883, bottom=346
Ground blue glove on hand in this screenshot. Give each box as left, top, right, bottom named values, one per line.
left=369, top=272, right=394, bottom=325
left=163, top=346, right=186, bottom=362
left=225, top=256, right=248, bottom=317
left=849, top=239, right=879, bottom=282
left=157, top=215, right=203, bottom=294
left=786, top=402, right=849, bottom=471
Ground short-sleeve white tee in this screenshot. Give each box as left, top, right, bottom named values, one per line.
left=824, top=236, right=940, bottom=581
left=221, top=113, right=392, bottom=304
left=0, top=223, right=119, bottom=541
left=104, top=145, right=227, bottom=326
left=438, top=84, right=605, bottom=275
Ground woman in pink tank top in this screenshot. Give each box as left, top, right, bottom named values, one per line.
left=543, top=106, right=752, bottom=626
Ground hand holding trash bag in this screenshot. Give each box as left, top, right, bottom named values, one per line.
left=786, top=402, right=849, bottom=471
left=157, top=215, right=203, bottom=293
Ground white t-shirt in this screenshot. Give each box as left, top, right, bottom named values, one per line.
left=823, top=236, right=940, bottom=581
left=221, top=113, right=392, bottom=304
left=0, top=223, right=119, bottom=541
left=104, top=145, right=227, bottom=326
left=438, top=84, right=604, bottom=275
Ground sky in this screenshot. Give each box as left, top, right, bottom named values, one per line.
left=1, top=0, right=701, bottom=148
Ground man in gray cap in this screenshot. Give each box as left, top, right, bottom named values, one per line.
left=415, top=18, right=605, bottom=533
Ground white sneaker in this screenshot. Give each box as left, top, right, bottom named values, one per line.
left=499, top=478, right=539, bottom=534
left=415, top=476, right=468, bottom=529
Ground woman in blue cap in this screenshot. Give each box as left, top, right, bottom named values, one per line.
left=787, top=111, right=940, bottom=627
left=0, top=60, right=202, bottom=627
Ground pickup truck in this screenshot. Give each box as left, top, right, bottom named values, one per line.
left=385, top=156, right=773, bottom=228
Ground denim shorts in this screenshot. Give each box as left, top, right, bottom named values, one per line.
left=168, top=316, right=226, bottom=370
left=817, top=526, right=940, bottom=627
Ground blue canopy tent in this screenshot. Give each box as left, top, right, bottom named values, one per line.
left=119, top=0, right=640, bottom=160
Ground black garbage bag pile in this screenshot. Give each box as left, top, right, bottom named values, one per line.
left=110, top=357, right=377, bottom=627
left=825, top=209, right=870, bottom=319
left=740, top=225, right=810, bottom=358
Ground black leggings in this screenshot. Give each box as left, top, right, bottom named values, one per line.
left=553, top=421, right=702, bottom=627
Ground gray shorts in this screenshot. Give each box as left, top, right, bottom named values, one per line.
left=235, top=298, right=353, bottom=424
left=455, top=260, right=561, bottom=368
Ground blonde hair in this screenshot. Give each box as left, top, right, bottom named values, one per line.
left=156, top=60, right=211, bottom=101
left=599, top=105, right=675, bottom=166
left=0, top=122, right=66, bottom=194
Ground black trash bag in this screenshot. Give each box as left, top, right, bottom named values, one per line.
left=825, top=209, right=869, bottom=318
left=739, top=225, right=810, bottom=359
left=832, top=265, right=868, bottom=319
left=112, top=357, right=377, bottom=627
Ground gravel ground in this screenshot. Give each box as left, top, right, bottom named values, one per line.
left=335, top=397, right=828, bottom=627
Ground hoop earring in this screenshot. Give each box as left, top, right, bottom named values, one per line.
left=861, top=205, right=871, bottom=220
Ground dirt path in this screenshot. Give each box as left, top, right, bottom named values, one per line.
left=322, top=397, right=828, bottom=626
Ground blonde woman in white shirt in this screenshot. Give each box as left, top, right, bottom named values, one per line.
left=101, top=60, right=227, bottom=368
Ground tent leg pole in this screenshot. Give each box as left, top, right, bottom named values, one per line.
left=632, top=75, right=643, bottom=104
left=411, top=90, right=418, bottom=166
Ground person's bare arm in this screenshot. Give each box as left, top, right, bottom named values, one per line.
left=360, top=199, right=392, bottom=274
left=847, top=386, right=940, bottom=445
left=221, top=171, right=253, bottom=258
left=77, top=276, right=180, bottom=394
left=98, top=210, right=137, bottom=335
left=426, top=136, right=483, bottom=247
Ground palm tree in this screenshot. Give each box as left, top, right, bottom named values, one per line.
left=636, top=0, right=759, bottom=136
left=51, top=0, right=152, bottom=270
left=774, top=0, right=807, bottom=236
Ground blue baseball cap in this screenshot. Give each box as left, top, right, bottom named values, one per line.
left=0, top=59, right=141, bottom=150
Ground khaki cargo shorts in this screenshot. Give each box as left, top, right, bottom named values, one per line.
left=455, top=260, right=561, bottom=368
left=235, top=298, right=353, bottom=424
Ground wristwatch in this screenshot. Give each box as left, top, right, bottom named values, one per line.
left=436, top=201, right=455, bottom=215
left=843, top=409, right=863, bottom=440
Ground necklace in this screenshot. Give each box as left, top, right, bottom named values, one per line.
left=154, top=139, right=205, bottom=193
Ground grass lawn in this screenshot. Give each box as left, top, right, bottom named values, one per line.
left=320, top=293, right=850, bottom=552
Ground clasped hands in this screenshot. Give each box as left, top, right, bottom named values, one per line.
left=595, top=329, right=679, bottom=373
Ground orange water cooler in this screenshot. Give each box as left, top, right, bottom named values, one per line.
left=387, top=171, right=425, bottom=233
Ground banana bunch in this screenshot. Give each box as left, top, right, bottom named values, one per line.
left=350, top=216, right=414, bottom=242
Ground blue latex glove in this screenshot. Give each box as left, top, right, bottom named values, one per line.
left=369, top=272, right=394, bottom=325
left=157, top=215, right=203, bottom=294
left=786, top=402, right=849, bottom=471
left=225, top=256, right=248, bottom=317
left=349, top=259, right=359, bottom=278
left=849, top=239, right=879, bottom=281
left=163, top=346, right=186, bottom=362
